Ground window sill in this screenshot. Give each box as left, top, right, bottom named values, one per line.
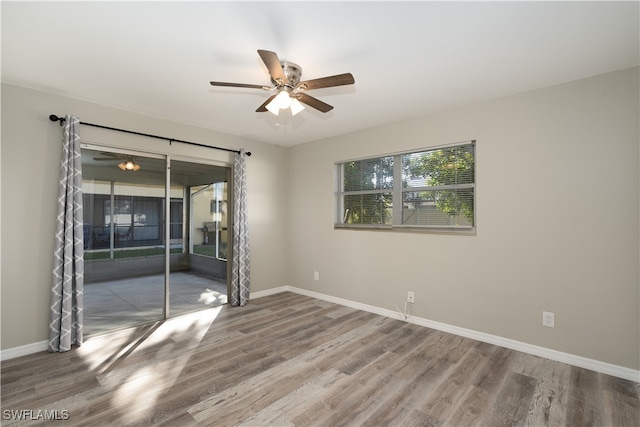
left=334, top=224, right=476, bottom=236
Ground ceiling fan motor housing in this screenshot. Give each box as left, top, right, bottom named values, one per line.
left=275, top=61, right=302, bottom=88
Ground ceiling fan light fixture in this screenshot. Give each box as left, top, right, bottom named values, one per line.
left=265, top=99, right=280, bottom=115
left=266, top=90, right=290, bottom=115
left=274, top=90, right=292, bottom=109
left=266, top=89, right=305, bottom=116
left=290, top=97, right=305, bottom=116
left=119, top=160, right=141, bottom=171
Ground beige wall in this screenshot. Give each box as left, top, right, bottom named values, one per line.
left=2, top=68, right=638, bottom=371
left=0, top=83, right=288, bottom=349
left=286, top=67, right=640, bottom=370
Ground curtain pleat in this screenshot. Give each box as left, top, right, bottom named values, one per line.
left=230, top=149, right=250, bottom=306
left=49, top=115, right=84, bottom=352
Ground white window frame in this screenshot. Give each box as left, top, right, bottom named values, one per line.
left=335, top=140, right=476, bottom=234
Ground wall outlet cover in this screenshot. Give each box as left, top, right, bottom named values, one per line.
left=543, top=311, right=555, bottom=328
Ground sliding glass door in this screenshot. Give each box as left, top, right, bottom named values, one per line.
left=81, top=147, right=229, bottom=335
left=169, top=159, right=229, bottom=316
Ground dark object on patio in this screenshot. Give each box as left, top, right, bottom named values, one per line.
left=83, top=224, right=91, bottom=249
left=92, top=227, right=110, bottom=248
left=201, top=222, right=216, bottom=245
left=117, top=226, right=133, bottom=243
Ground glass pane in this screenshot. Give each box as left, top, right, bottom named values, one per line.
left=170, top=160, right=229, bottom=317
left=82, top=148, right=167, bottom=334
left=343, top=156, right=394, bottom=191
left=403, top=144, right=474, bottom=188
left=402, top=189, right=474, bottom=227
left=170, top=200, right=183, bottom=240
left=343, top=193, right=393, bottom=225
left=190, top=183, right=227, bottom=260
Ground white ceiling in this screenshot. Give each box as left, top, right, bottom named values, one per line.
left=2, top=1, right=638, bottom=147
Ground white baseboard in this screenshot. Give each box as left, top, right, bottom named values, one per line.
left=4, top=288, right=638, bottom=383
left=250, top=286, right=288, bottom=299
left=1, top=340, right=48, bottom=361
left=260, top=286, right=640, bottom=383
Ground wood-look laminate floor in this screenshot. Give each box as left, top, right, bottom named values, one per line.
left=1, top=292, right=638, bottom=426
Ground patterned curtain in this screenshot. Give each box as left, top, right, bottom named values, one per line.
left=230, top=149, right=250, bottom=306
left=49, top=116, right=84, bottom=352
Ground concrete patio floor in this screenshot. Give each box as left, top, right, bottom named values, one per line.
left=84, top=271, right=227, bottom=336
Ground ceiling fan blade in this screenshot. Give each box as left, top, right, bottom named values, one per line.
left=210, top=81, right=270, bottom=90
left=256, top=94, right=277, bottom=112
left=257, top=50, right=287, bottom=85
left=296, top=73, right=355, bottom=91
left=296, top=93, right=334, bottom=113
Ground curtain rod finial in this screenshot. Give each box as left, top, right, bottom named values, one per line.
left=49, top=114, right=65, bottom=126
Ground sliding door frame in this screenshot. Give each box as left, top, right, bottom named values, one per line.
left=81, top=143, right=232, bottom=329
left=164, top=154, right=171, bottom=318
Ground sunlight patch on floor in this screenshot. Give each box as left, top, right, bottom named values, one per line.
left=198, top=288, right=226, bottom=305
left=78, top=307, right=222, bottom=423
left=78, top=325, right=159, bottom=372
left=138, top=305, right=222, bottom=348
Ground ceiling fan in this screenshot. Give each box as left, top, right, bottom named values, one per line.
left=210, top=49, right=355, bottom=116
left=93, top=153, right=141, bottom=171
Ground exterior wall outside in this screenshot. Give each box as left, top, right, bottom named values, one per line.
left=192, top=184, right=228, bottom=247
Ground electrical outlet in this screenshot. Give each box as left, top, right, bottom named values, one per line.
left=407, top=291, right=415, bottom=304
left=542, top=311, right=555, bottom=328
left=314, top=271, right=319, bottom=281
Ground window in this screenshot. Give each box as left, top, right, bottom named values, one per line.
left=336, top=140, right=475, bottom=232
left=84, top=191, right=181, bottom=249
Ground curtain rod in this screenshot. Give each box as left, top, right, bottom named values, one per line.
left=48, top=114, right=251, bottom=156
